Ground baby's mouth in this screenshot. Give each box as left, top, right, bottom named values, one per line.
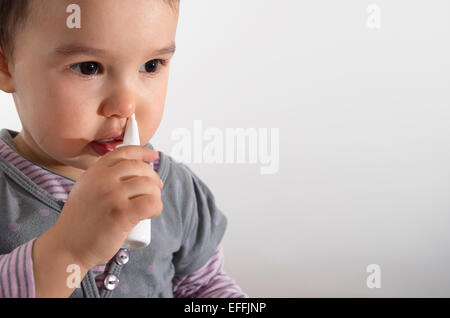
left=93, top=129, right=125, bottom=143
left=90, top=132, right=125, bottom=155
left=90, top=138, right=124, bottom=155
left=94, top=137, right=124, bottom=143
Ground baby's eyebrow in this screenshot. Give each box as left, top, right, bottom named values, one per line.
left=51, top=43, right=176, bottom=58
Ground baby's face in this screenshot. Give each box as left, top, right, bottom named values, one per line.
left=6, top=0, right=178, bottom=180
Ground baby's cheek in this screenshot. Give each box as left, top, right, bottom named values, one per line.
left=144, top=119, right=162, bottom=143
left=141, top=110, right=164, bottom=141
left=42, top=133, right=84, bottom=159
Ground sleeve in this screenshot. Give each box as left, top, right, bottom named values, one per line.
left=171, top=164, right=228, bottom=277
left=0, top=238, right=36, bottom=298
left=172, top=244, right=249, bottom=298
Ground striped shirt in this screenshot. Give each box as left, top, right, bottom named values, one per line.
left=0, top=137, right=247, bottom=298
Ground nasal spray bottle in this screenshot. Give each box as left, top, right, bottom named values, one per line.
left=115, top=113, right=152, bottom=248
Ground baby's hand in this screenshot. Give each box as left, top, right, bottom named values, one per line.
left=50, top=146, right=163, bottom=269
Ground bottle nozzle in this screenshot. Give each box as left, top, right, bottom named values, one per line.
left=115, top=113, right=140, bottom=149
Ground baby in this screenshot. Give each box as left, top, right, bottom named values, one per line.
left=0, top=0, right=247, bottom=298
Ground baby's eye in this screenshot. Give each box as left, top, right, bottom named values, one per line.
left=139, top=59, right=166, bottom=74
left=70, top=61, right=100, bottom=76
left=69, top=59, right=166, bottom=77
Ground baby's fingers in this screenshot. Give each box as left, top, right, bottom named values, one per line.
left=102, top=145, right=158, bottom=167
left=122, top=175, right=162, bottom=200
left=130, top=194, right=163, bottom=223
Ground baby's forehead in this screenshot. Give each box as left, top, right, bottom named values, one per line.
left=27, top=0, right=178, bottom=31
left=23, top=0, right=178, bottom=54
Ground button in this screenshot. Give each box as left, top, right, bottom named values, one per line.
left=115, top=248, right=130, bottom=265
left=104, top=274, right=119, bottom=291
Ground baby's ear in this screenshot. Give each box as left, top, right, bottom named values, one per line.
left=0, top=49, right=15, bottom=93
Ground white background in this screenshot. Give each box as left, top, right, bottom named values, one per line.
left=1, top=0, right=450, bottom=297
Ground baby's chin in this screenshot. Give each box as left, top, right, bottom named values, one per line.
left=51, top=152, right=98, bottom=176
left=45, top=140, right=123, bottom=180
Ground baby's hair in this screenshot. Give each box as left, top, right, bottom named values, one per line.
left=0, top=0, right=30, bottom=64
left=0, top=0, right=180, bottom=64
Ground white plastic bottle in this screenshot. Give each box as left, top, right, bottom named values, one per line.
left=115, top=113, right=152, bottom=248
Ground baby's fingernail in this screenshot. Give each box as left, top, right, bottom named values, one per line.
left=159, top=179, right=164, bottom=188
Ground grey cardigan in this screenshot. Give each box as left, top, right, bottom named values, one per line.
left=0, top=128, right=228, bottom=297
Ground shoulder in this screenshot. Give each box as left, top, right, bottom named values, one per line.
left=157, top=150, right=196, bottom=188
left=156, top=149, right=211, bottom=192
left=155, top=150, right=226, bottom=224
left=155, top=150, right=200, bottom=215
